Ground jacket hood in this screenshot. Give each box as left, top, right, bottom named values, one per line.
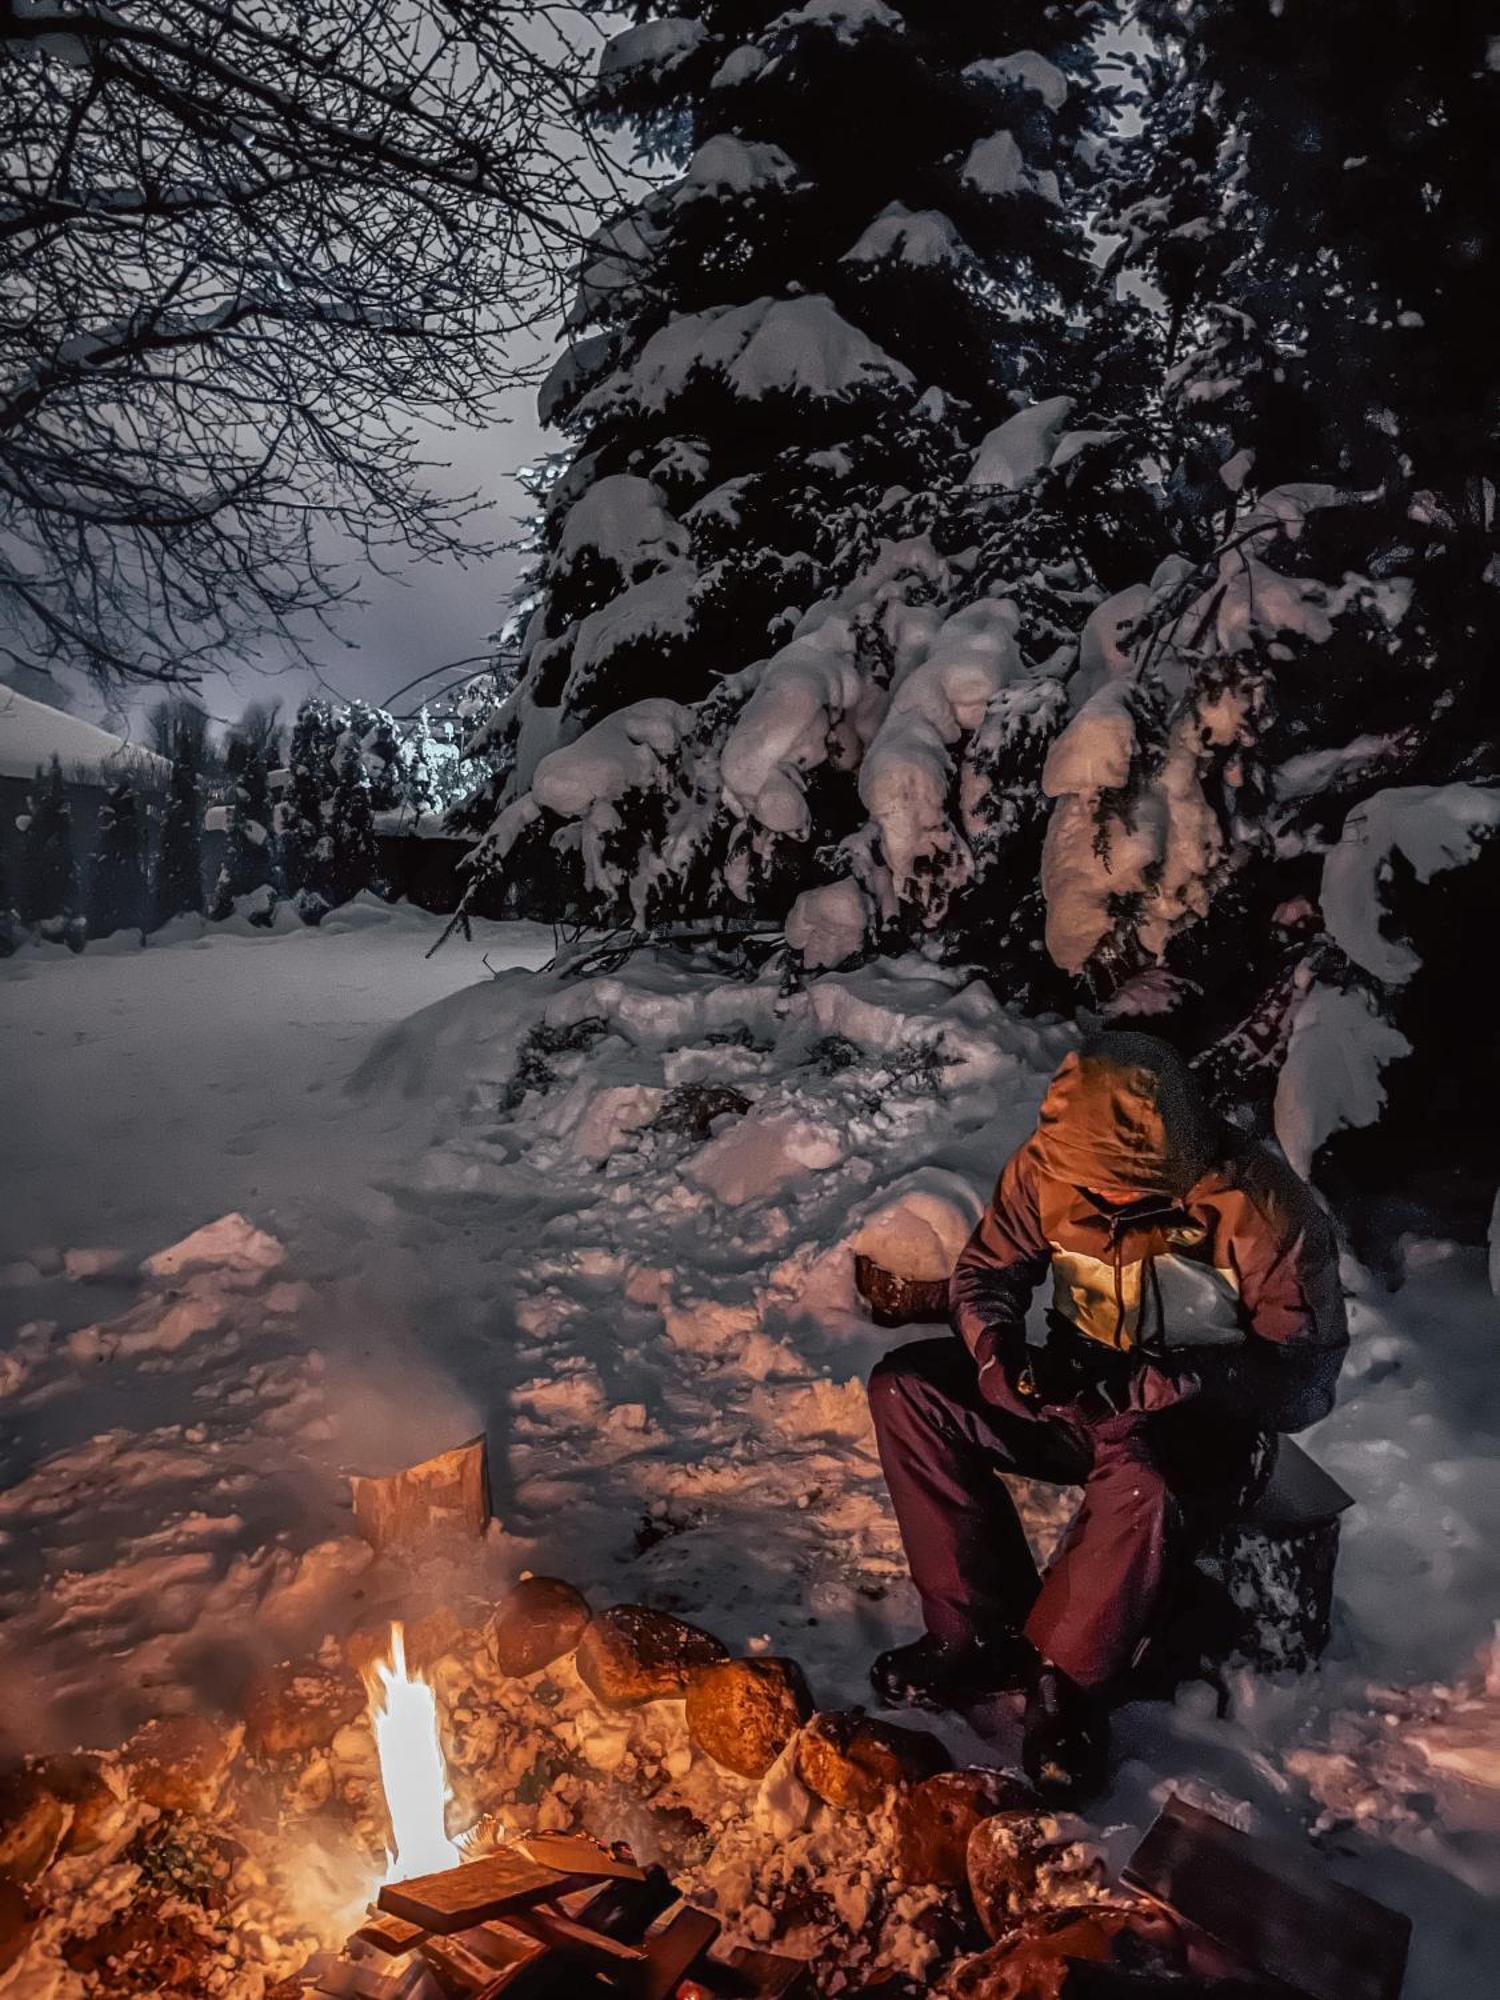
left=1030, top=1032, right=1218, bottom=1201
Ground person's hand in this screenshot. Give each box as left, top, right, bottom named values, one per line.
left=974, top=1326, right=1030, bottom=1409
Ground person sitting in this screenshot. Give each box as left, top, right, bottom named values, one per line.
left=866, top=1031, right=1347, bottom=1802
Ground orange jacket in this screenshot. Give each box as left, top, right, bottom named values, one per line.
left=951, top=1034, right=1347, bottom=1433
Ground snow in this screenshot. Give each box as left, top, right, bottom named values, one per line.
left=842, top=203, right=973, bottom=269
left=967, top=394, right=1075, bottom=490
left=529, top=699, right=691, bottom=823
left=679, top=134, right=801, bottom=198
left=964, top=50, right=1070, bottom=111
left=563, top=559, right=698, bottom=708
left=6, top=916, right=1500, bottom=1994
left=784, top=878, right=871, bottom=969
left=1273, top=978, right=1414, bottom=1178
left=0, top=685, right=169, bottom=786
left=767, top=0, right=900, bottom=41
left=858, top=598, right=1025, bottom=913
left=598, top=18, right=705, bottom=80
left=720, top=617, right=874, bottom=839
left=606, top=294, right=915, bottom=414
left=1320, top=783, right=1500, bottom=985
left=555, top=473, right=689, bottom=576
left=961, top=131, right=1059, bottom=204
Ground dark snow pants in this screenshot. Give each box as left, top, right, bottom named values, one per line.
left=868, top=1338, right=1267, bottom=1694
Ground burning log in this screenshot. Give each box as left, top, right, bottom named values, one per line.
left=351, top=1437, right=491, bottom=1552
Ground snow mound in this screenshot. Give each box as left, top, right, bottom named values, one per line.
left=850, top=1169, right=982, bottom=1280
left=785, top=878, right=871, bottom=970
left=141, top=1213, right=286, bottom=1282
left=688, top=1113, right=844, bottom=1207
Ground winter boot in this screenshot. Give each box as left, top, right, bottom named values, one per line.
left=1022, top=1659, right=1110, bottom=1804
left=870, top=1630, right=1034, bottom=1712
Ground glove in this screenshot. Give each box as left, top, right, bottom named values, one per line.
left=974, top=1326, right=1031, bottom=1409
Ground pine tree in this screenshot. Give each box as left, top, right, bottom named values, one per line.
left=152, top=729, right=205, bottom=928
left=18, top=757, right=78, bottom=936
left=281, top=698, right=338, bottom=919
left=1040, top=0, right=1500, bottom=1210
left=88, top=779, right=147, bottom=939
left=210, top=739, right=276, bottom=920
left=328, top=741, right=381, bottom=907
left=468, top=0, right=1137, bottom=963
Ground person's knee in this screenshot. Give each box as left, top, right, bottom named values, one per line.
left=1086, top=1445, right=1175, bottom=1524
left=867, top=1340, right=950, bottom=1428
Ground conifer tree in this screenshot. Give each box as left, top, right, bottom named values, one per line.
left=281, top=698, right=338, bottom=919
left=328, top=742, right=381, bottom=907
left=1040, top=0, right=1500, bottom=1206
left=18, top=758, right=78, bottom=935
left=210, top=739, right=276, bottom=920
left=88, top=779, right=147, bottom=939
left=467, top=0, right=1137, bottom=963
left=152, top=729, right=205, bottom=927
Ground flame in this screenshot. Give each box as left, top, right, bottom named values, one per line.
left=364, top=1622, right=465, bottom=1884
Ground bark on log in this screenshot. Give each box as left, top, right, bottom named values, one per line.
left=351, top=1435, right=490, bottom=1551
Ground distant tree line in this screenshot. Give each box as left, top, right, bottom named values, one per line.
left=1, top=692, right=479, bottom=954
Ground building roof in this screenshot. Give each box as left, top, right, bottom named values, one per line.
left=0, top=685, right=170, bottom=788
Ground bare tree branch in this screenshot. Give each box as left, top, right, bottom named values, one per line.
left=0, top=0, right=615, bottom=688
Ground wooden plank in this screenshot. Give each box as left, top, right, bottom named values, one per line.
left=351, top=1435, right=490, bottom=1550
left=1123, top=1797, right=1410, bottom=2000
left=514, top=1834, right=647, bottom=1883
left=460, top=1922, right=550, bottom=1971
left=422, top=1932, right=512, bottom=1995
left=509, top=1906, right=649, bottom=1982
left=640, top=1906, right=722, bottom=2000
left=722, top=1946, right=817, bottom=1999
left=352, top=1912, right=428, bottom=1957
left=378, top=1850, right=579, bottom=1933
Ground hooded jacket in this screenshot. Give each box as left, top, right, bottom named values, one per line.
left=950, top=1033, right=1347, bottom=1434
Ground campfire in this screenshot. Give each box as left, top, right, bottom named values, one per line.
left=363, top=1624, right=472, bottom=1885
left=297, top=1621, right=813, bottom=2000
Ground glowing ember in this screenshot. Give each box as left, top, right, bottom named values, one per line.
left=364, top=1622, right=469, bottom=1883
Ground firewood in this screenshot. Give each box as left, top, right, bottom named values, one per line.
left=354, top=1913, right=428, bottom=1957
left=639, top=1906, right=722, bottom=2000
left=378, top=1849, right=582, bottom=1933
left=514, top=1833, right=647, bottom=1882
left=421, top=1933, right=510, bottom=1996
left=721, top=1946, right=816, bottom=1999
left=1123, top=1796, right=1410, bottom=2000
left=508, top=1906, right=649, bottom=1983
left=351, top=1436, right=491, bottom=1551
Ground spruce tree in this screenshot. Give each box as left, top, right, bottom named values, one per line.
left=281, top=698, right=338, bottom=919
left=18, top=758, right=78, bottom=935
left=1041, top=0, right=1499, bottom=1210
left=152, top=729, right=205, bottom=927
left=88, top=779, right=147, bottom=939
left=470, top=0, right=1122, bottom=952
left=210, top=739, right=276, bottom=920
left=328, top=741, right=381, bottom=907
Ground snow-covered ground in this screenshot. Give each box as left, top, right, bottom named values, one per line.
left=3, top=904, right=1499, bottom=1995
